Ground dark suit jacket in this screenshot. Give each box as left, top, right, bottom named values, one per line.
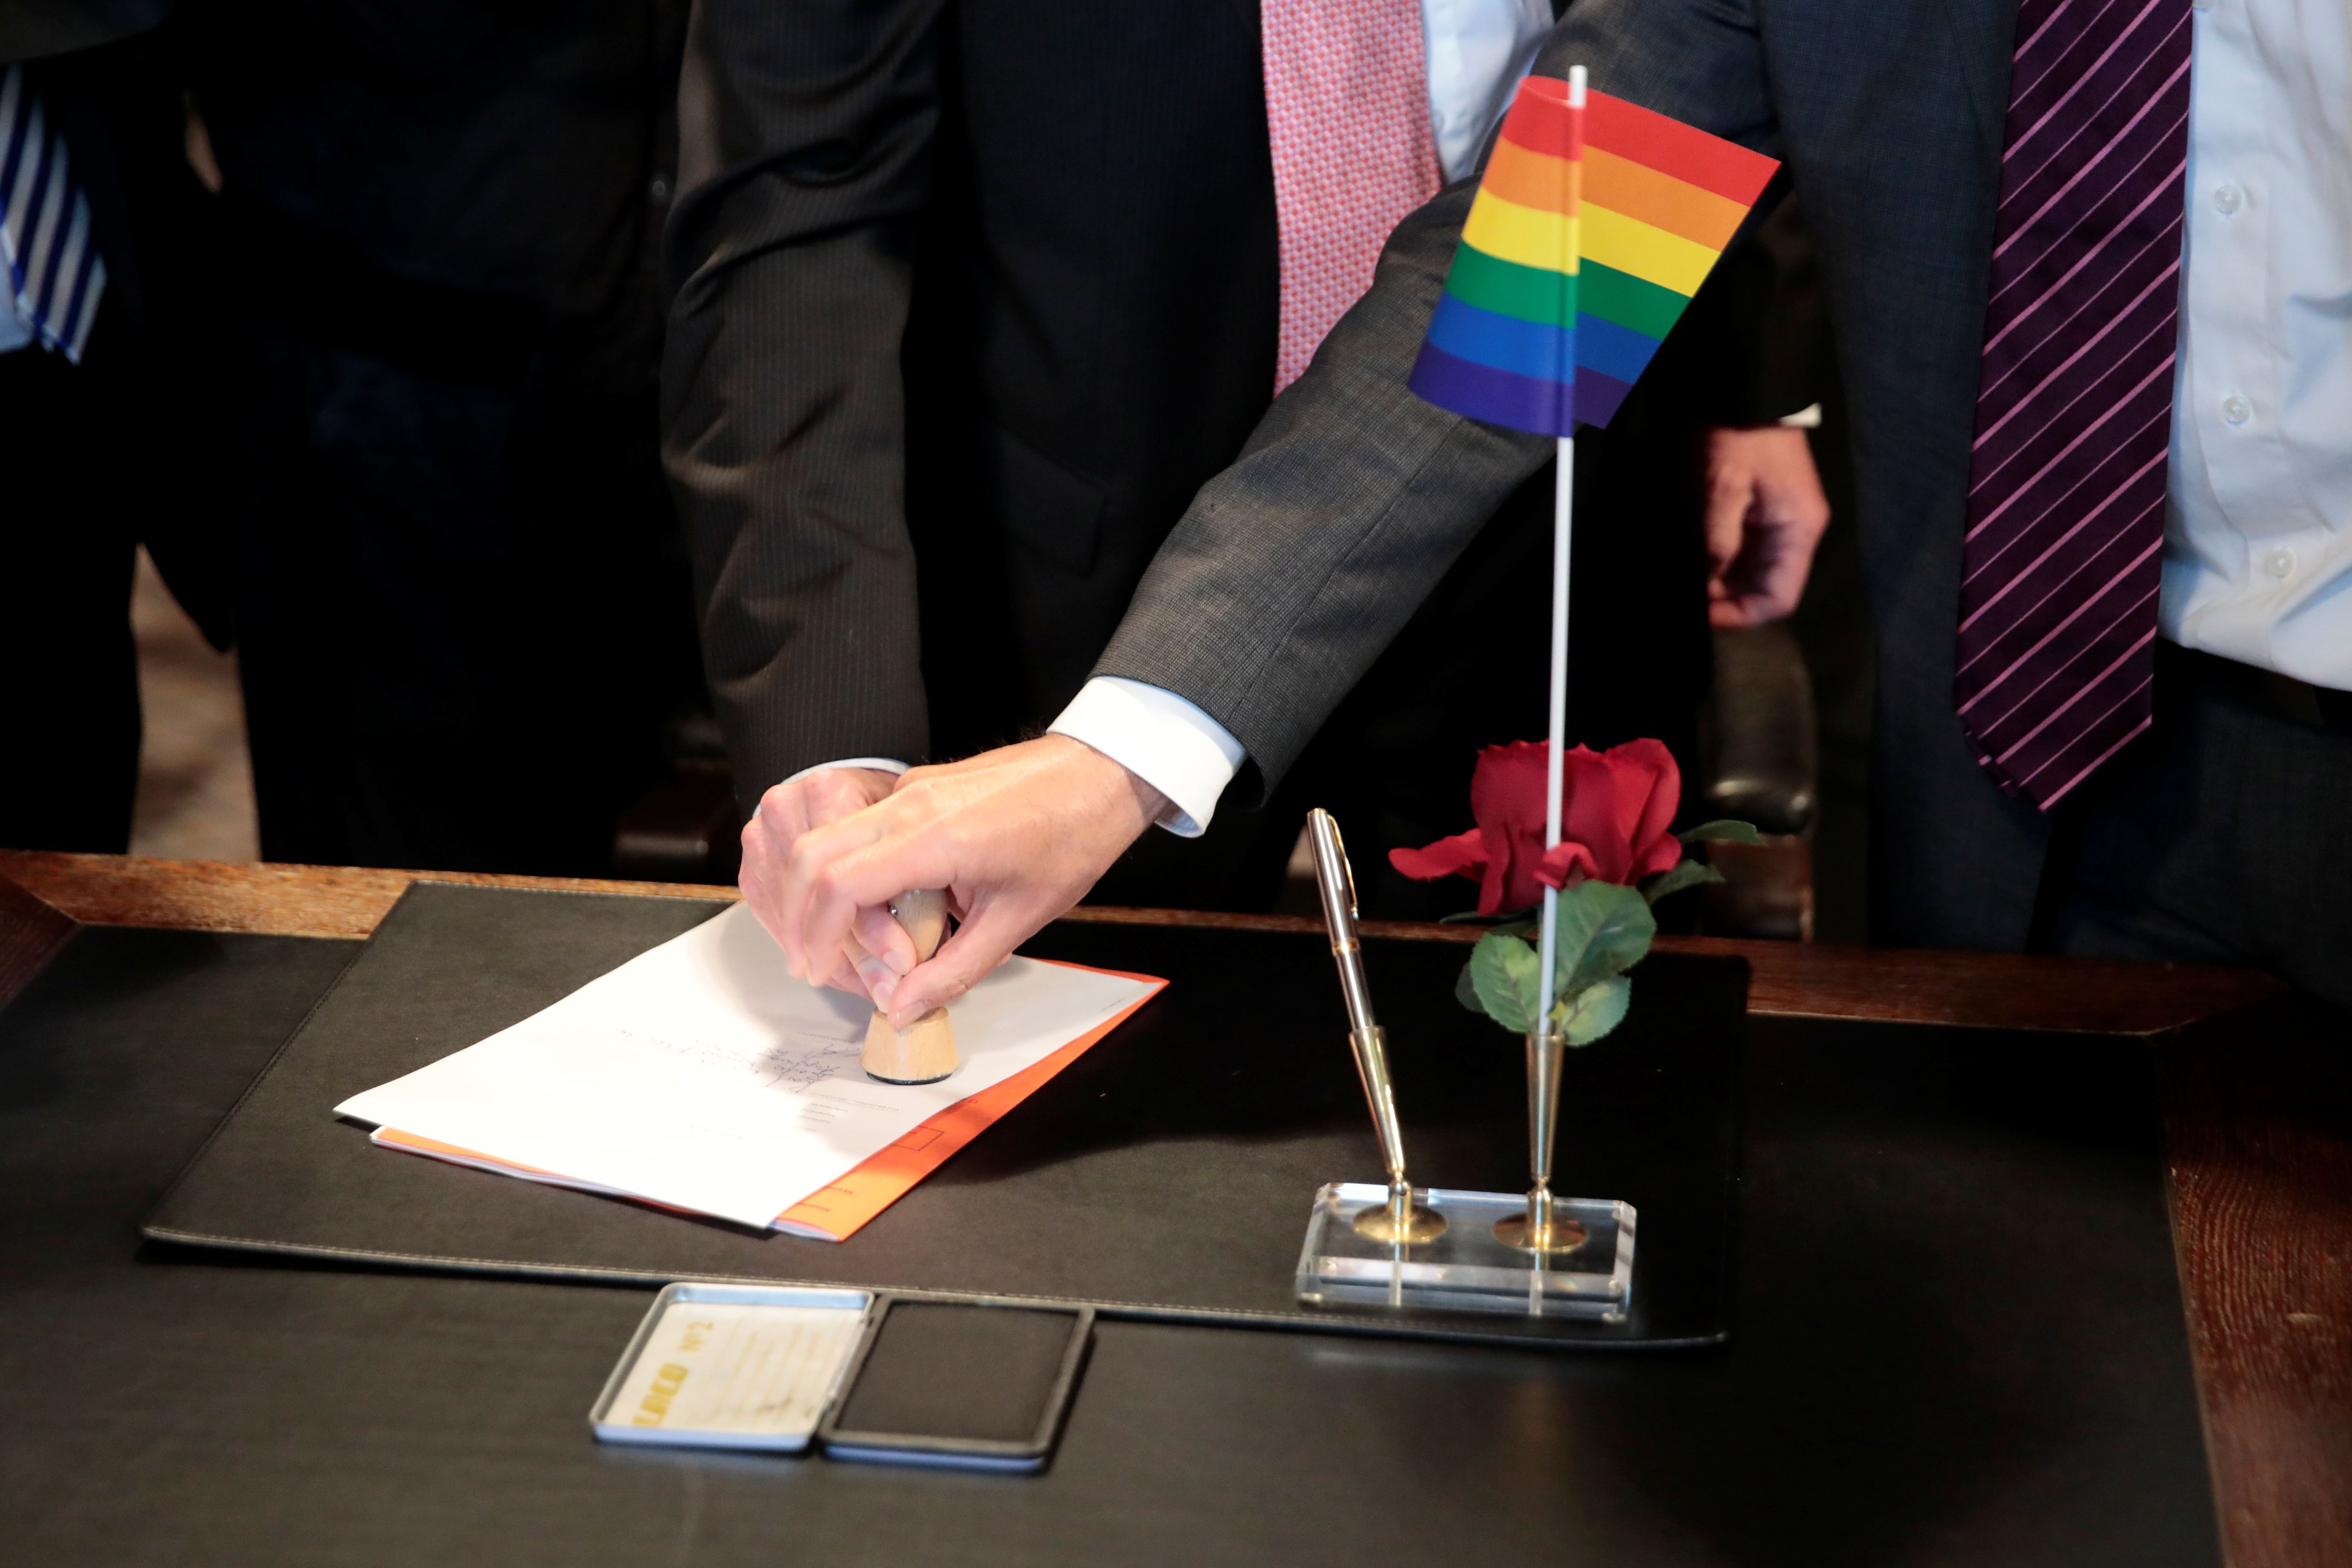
left=1096, top=0, right=2051, bottom=952
left=662, top=0, right=1283, bottom=807
left=188, top=0, right=683, bottom=382
left=7, top=11, right=244, bottom=645
left=0, top=0, right=169, bottom=63
left=5, top=7, right=178, bottom=336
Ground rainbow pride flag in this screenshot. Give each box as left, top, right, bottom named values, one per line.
left=1408, top=77, right=1780, bottom=436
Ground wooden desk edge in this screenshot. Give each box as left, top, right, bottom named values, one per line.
left=0, top=849, right=2283, bottom=1036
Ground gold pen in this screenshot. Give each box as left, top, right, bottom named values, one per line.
left=1306, top=809, right=1445, bottom=1243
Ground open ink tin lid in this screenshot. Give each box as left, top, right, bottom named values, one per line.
left=589, top=1283, right=874, bottom=1452
left=591, top=1284, right=1094, bottom=1470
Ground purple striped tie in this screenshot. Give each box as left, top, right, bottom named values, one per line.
left=1955, top=0, right=2192, bottom=809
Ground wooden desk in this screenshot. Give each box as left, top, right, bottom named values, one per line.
left=2, top=850, right=2344, bottom=1566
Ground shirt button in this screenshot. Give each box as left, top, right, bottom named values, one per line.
left=650, top=175, right=671, bottom=201
left=2213, top=183, right=2242, bottom=215
left=2221, top=394, right=2251, bottom=425
left=2262, top=547, right=2296, bottom=579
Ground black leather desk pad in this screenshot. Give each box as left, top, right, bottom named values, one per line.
left=4, top=923, right=2223, bottom=1564
left=143, top=884, right=1744, bottom=1348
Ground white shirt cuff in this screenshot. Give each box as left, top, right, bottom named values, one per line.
left=1778, top=403, right=1824, bottom=429
left=777, top=756, right=910, bottom=789
left=1048, top=677, right=1245, bottom=839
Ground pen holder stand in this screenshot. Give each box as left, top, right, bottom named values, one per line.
left=1295, top=1033, right=1635, bottom=1320
left=1295, top=1184, right=1633, bottom=1319
left=1291, top=808, right=1632, bottom=1320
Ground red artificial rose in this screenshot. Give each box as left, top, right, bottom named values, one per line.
left=1387, top=738, right=1685, bottom=914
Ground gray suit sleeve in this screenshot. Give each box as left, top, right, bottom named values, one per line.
left=1094, top=0, right=1780, bottom=802
left=660, top=0, right=945, bottom=809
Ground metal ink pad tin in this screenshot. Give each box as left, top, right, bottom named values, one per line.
left=589, top=1283, right=873, bottom=1452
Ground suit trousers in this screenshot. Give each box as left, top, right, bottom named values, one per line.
left=2042, top=642, right=2352, bottom=1010
left=0, top=320, right=140, bottom=853
left=232, top=328, right=688, bottom=876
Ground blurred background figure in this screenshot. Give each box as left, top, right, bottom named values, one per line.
left=179, top=0, right=703, bottom=875
left=0, top=0, right=233, bottom=855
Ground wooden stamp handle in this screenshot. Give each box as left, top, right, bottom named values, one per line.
left=890, top=888, right=949, bottom=963
left=863, top=889, right=958, bottom=1085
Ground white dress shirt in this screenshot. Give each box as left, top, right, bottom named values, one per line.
left=2161, top=0, right=2352, bottom=692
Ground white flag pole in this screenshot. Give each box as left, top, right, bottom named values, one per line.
left=1534, top=430, right=1571, bottom=1024
left=1533, top=65, right=1586, bottom=1040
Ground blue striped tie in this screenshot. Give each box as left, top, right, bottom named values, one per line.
left=0, top=64, right=108, bottom=363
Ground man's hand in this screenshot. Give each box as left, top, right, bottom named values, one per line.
left=768, top=736, right=1166, bottom=1027
left=739, top=766, right=901, bottom=999
left=1703, top=425, right=1832, bottom=628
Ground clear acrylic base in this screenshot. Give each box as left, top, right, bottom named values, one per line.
left=1295, top=1182, right=1635, bottom=1319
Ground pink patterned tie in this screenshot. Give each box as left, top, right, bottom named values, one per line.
left=1954, top=0, right=2193, bottom=809
left=1263, top=0, right=1442, bottom=393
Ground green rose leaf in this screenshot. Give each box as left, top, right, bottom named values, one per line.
left=1559, top=974, right=1632, bottom=1045
left=1555, top=878, right=1657, bottom=995
left=1467, top=930, right=1540, bottom=1035
left=1639, top=858, right=1727, bottom=906
left=1462, top=886, right=1653, bottom=1042
left=1678, top=818, right=1762, bottom=845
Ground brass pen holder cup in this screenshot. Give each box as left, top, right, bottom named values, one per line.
left=1493, top=1029, right=1589, bottom=1254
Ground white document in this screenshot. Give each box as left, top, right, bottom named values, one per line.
left=336, top=903, right=1160, bottom=1228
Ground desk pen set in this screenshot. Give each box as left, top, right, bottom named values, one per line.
left=1292, top=809, right=1635, bottom=1320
